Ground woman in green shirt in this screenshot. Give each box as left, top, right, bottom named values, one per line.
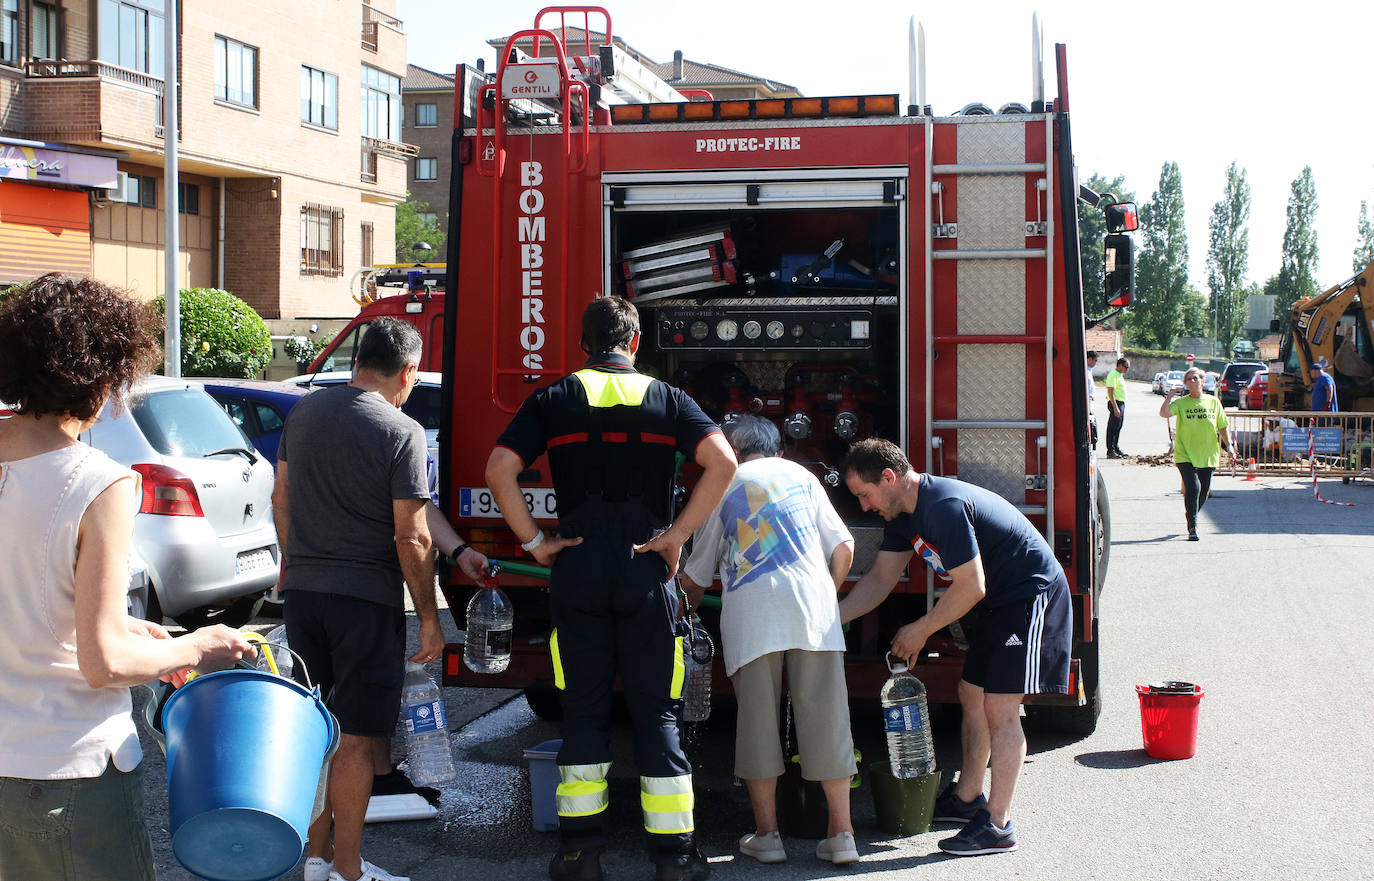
left=1159, top=368, right=1234, bottom=541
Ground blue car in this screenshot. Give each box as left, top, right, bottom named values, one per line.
left=196, top=379, right=311, bottom=467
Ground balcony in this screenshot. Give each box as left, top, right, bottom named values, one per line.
left=22, top=60, right=164, bottom=147
left=361, top=135, right=415, bottom=199
left=362, top=4, right=405, bottom=62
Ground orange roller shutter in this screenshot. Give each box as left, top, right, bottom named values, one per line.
left=0, top=183, right=91, bottom=284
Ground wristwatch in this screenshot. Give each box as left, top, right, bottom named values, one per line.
left=521, top=531, right=546, bottom=552
left=449, top=540, right=470, bottom=558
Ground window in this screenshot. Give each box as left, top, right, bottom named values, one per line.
left=300, top=204, right=344, bottom=276
left=254, top=403, right=284, bottom=434
left=178, top=182, right=199, bottom=215
left=415, top=158, right=437, bottom=181
left=0, top=0, right=18, bottom=64
left=361, top=221, right=374, bottom=268
left=416, top=212, right=437, bottom=226
left=98, top=0, right=165, bottom=77
left=31, top=2, right=59, bottom=60
left=125, top=174, right=156, bottom=208
left=360, top=64, right=401, bottom=140
left=415, top=102, right=437, bottom=126
left=214, top=35, right=257, bottom=108
left=300, top=65, right=338, bottom=130
left=131, top=388, right=250, bottom=458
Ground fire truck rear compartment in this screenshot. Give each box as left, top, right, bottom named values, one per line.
left=613, top=203, right=902, bottom=546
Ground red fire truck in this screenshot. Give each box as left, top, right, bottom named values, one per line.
left=437, top=8, right=1132, bottom=735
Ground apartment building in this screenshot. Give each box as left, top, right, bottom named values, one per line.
left=401, top=63, right=453, bottom=241
left=0, top=0, right=415, bottom=318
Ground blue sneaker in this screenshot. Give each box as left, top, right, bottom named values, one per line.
left=931, top=783, right=988, bottom=823
left=938, top=809, right=1018, bottom=856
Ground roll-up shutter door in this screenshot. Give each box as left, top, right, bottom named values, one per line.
left=0, top=183, right=91, bottom=284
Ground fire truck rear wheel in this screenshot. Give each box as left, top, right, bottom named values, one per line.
left=524, top=686, right=563, bottom=721
left=1094, top=471, right=1111, bottom=597
left=1026, top=621, right=1100, bottom=737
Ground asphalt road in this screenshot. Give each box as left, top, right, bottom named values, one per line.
left=141, top=378, right=1374, bottom=880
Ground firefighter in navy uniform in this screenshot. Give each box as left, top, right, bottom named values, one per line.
left=485, top=296, right=737, bottom=881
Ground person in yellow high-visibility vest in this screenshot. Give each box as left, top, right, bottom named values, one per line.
left=486, top=296, right=736, bottom=881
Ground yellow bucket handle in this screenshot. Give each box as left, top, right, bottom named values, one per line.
left=242, top=632, right=279, bottom=676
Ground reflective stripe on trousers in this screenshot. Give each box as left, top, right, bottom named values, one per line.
left=556, top=763, right=611, bottom=818
left=640, top=774, right=694, bottom=835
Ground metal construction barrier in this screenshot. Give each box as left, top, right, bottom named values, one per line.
left=1223, top=410, right=1374, bottom=482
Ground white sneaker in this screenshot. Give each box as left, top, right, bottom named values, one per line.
left=816, top=830, right=859, bottom=864
left=327, top=859, right=410, bottom=881
left=739, top=830, right=787, bottom=863
left=303, top=857, right=333, bottom=881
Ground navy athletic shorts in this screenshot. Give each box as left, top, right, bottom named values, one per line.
left=962, top=574, right=1071, bottom=695
left=284, top=590, right=407, bottom=737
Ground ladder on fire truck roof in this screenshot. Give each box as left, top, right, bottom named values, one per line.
left=479, top=6, right=696, bottom=412
left=922, top=13, right=1057, bottom=547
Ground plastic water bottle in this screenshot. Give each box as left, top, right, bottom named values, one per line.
left=464, top=583, right=513, bottom=674
left=682, top=614, right=714, bottom=723
left=881, top=655, right=935, bottom=778
left=401, top=662, right=456, bottom=786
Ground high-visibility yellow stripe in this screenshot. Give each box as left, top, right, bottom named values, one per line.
left=550, top=628, right=565, bottom=690
left=669, top=636, right=685, bottom=700
left=640, top=775, right=695, bottom=834
left=573, top=369, right=654, bottom=408
left=557, top=763, right=611, bottom=818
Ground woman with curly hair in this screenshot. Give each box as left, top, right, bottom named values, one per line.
left=0, top=274, right=255, bottom=881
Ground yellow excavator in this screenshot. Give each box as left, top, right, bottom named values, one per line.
left=1266, top=261, right=1374, bottom=412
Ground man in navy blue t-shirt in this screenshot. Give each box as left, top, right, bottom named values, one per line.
left=837, top=438, right=1070, bottom=858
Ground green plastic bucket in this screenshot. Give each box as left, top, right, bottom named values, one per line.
left=869, top=764, right=940, bottom=836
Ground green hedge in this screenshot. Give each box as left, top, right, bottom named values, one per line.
left=154, top=288, right=272, bottom=378
left=1123, top=346, right=1187, bottom=359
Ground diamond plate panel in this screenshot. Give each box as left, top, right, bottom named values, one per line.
left=957, top=261, right=1025, bottom=334
left=955, top=429, right=1026, bottom=503
left=957, top=344, right=1025, bottom=420
left=955, top=122, right=1027, bottom=251
left=847, top=527, right=888, bottom=579
left=955, top=120, right=1026, bottom=166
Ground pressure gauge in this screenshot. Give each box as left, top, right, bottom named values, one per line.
left=766, top=320, right=785, bottom=340
left=716, top=319, right=739, bottom=342
left=742, top=320, right=762, bottom=340
left=689, top=320, right=710, bottom=341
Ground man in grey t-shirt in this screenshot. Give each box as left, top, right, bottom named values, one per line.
left=273, top=318, right=437, bottom=881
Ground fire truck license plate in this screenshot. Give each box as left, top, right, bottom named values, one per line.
left=460, top=487, right=557, bottom=519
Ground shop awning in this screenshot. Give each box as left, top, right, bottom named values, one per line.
left=0, top=182, right=91, bottom=284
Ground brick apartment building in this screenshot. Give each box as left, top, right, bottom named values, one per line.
left=399, top=30, right=799, bottom=242
left=0, top=0, right=415, bottom=319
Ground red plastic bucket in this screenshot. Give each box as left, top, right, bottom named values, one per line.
left=1135, top=681, right=1204, bottom=759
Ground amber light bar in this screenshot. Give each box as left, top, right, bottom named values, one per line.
left=611, top=94, right=899, bottom=125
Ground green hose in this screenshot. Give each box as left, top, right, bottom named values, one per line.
left=488, top=559, right=552, bottom=581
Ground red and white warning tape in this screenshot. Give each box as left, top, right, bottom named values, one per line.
left=1309, top=426, right=1355, bottom=507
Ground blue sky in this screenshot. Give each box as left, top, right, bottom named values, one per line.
left=397, top=0, right=1374, bottom=291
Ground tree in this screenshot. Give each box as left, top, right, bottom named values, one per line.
left=1178, top=285, right=1211, bottom=338
left=1355, top=200, right=1374, bottom=271
left=1131, top=162, right=1189, bottom=349
left=395, top=196, right=446, bottom=263
left=1270, top=167, right=1320, bottom=334
left=154, top=288, right=272, bottom=378
left=1077, top=172, right=1134, bottom=314
left=1206, top=162, right=1251, bottom=355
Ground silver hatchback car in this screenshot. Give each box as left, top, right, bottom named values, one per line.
left=82, top=378, right=279, bottom=625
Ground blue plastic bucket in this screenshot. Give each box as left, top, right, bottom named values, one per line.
left=162, top=668, right=337, bottom=881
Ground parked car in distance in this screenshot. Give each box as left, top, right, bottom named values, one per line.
left=1162, top=370, right=1186, bottom=396
left=1238, top=369, right=1269, bottom=410
left=1152, top=372, right=1166, bottom=394
left=1218, top=361, right=1266, bottom=408
left=283, top=370, right=441, bottom=456
left=196, top=379, right=311, bottom=467
left=82, top=377, right=279, bottom=627
left=1203, top=371, right=1219, bottom=395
